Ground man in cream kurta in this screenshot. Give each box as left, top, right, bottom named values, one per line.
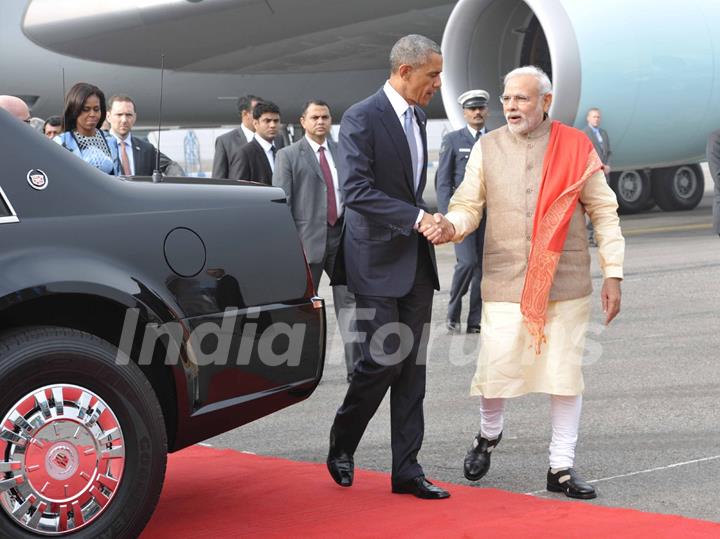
left=425, top=67, right=624, bottom=500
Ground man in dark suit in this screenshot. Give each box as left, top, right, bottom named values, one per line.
left=582, top=108, right=611, bottom=172
left=213, top=95, right=287, bottom=180
left=436, top=89, right=490, bottom=334
left=273, top=100, right=362, bottom=381
left=326, top=34, right=450, bottom=500
left=706, top=130, right=720, bottom=236
left=235, top=101, right=280, bottom=185
left=107, top=95, right=184, bottom=176
left=582, top=107, right=611, bottom=245
left=212, top=95, right=259, bottom=179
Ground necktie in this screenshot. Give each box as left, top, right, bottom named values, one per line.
left=475, top=130, right=481, bottom=142
left=270, top=144, right=277, bottom=162
left=318, top=147, right=338, bottom=226
left=119, top=139, right=131, bottom=175
left=404, top=107, right=419, bottom=192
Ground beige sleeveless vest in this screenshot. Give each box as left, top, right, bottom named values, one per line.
left=480, top=119, right=592, bottom=303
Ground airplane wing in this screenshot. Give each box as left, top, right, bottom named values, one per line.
left=23, top=0, right=453, bottom=74
left=10, top=0, right=720, bottom=174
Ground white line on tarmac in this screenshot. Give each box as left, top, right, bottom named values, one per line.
left=623, top=223, right=712, bottom=236
left=525, top=454, right=720, bottom=496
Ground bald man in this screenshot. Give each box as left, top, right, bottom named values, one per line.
left=0, top=95, right=31, bottom=122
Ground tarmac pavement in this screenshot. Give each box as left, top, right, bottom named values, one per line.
left=207, top=186, right=719, bottom=523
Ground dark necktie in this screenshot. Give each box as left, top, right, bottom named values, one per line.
left=318, top=147, right=338, bottom=226
left=475, top=130, right=481, bottom=142
left=270, top=144, right=277, bottom=162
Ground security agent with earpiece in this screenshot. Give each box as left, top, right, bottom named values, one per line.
left=436, top=89, right=490, bottom=334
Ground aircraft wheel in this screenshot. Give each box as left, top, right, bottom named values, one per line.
left=609, top=169, right=652, bottom=214
left=652, top=164, right=705, bottom=211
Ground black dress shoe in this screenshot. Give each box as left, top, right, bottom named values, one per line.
left=466, top=324, right=481, bottom=334
left=327, top=428, right=354, bottom=487
left=392, top=476, right=450, bottom=499
left=463, top=431, right=501, bottom=481
left=546, top=468, right=597, bottom=499
left=446, top=320, right=460, bottom=333
left=327, top=452, right=354, bottom=487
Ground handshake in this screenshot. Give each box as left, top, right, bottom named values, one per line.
left=419, top=212, right=455, bottom=245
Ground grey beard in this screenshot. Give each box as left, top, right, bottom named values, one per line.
left=506, top=120, right=529, bottom=135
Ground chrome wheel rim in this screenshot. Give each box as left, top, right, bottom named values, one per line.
left=618, top=171, right=643, bottom=203
left=672, top=166, right=698, bottom=201
left=0, top=384, right=125, bottom=535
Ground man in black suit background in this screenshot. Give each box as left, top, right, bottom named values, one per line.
left=582, top=108, right=611, bottom=246
left=212, top=94, right=260, bottom=180
left=582, top=108, right=612, bottom=172
left=213, top=95, right=287, bottom=180
left=235, top=101, right=281, bottom=185
left=107, top=95, right=183, bottom=176
left=326, top=34, right=450, bottom=500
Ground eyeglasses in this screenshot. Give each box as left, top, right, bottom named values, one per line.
left=499, top=94, right=544, bottom=105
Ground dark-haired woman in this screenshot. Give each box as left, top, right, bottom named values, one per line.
left=54, top=82, right=120, bottom=175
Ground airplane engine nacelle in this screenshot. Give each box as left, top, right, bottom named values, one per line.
left=441, top=0, right=720, bottom=170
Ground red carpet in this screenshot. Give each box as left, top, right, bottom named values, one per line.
left=141, top=446, right=720, bottom=538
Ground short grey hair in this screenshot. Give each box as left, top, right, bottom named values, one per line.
left=503, top=66, right=552, bottom=95
left=389, top=34, right=441, bottom=73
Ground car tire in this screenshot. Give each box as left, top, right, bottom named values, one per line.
left=609, top=169, right=652, bottom=214
left=0, top=326, right=167, bottom=538
left=652, top=164, right=705, bottom=211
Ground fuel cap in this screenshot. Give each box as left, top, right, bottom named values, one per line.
left=163, top=227, right=206, bottom=277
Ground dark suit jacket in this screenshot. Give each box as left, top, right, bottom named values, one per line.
left=236, top=138, right=274, bottom=185
left=129, top=135, right=182, bottom=176
left=336, top=88, right=439, bottom=297
left=706, top=129, right=720, bottom=235
left=273, top=137, right=340, bottom=264
left=212, top=128, right=248, bottom=180
left=582, top=125, right=611, bottom=165
left=436, top=127, right=478, bottom=214
left=213, top=128, right=286, bottom=180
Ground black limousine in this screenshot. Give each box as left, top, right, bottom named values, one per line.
left=0, top=110, right=325, bottom=538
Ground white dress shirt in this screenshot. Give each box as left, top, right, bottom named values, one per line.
left=382, top=80, right=424, bottom=226
left=467, top=126, right=486, bottom=140
left=254, top=134, right=276, bottom=172
left=241, top=124, right=255, bottom=144
left=305, top=135, right=343, bottom=218
left=110, top=131, right=136, bottom=175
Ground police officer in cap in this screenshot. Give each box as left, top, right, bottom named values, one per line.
left=436, top=89, right=490, bottom=333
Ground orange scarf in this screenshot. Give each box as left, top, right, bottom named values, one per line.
left=520, top=121, right=603, bottom=354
